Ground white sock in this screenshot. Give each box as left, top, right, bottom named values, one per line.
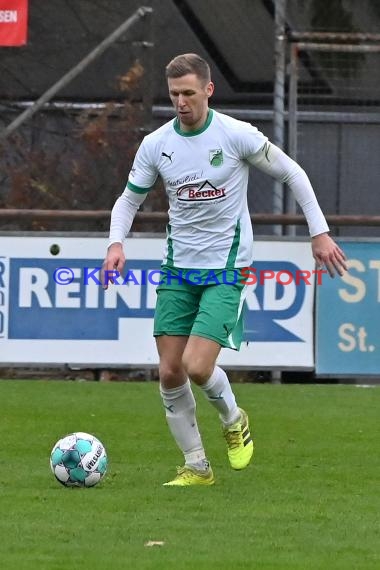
left=160, top=380, right=208, bottom=470
left=201, top=366, right=241, bottom=426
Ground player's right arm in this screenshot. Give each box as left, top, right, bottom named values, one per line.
left=101, top=139, right=158, bottom=288
left=101, top=189, right=147, bottom=288
left=102, top=243, right=125, bottom=289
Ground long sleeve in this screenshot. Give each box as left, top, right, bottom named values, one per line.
left=248, top=142, right=329, bottom=237
left=108, top=188, right=147, bottom=247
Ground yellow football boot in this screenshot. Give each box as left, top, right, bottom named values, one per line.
left=163, top=465, right=215, bottom=486
left=223, top=408, right=254, bottom=470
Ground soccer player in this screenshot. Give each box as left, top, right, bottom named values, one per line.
left=102, top=53, right=347, bottom=486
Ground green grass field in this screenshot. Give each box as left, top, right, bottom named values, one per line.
left=0, top=380, right=379, bottom=570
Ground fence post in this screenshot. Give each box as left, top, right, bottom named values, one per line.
left=286, top=42, right=299, bottom=236
left=272, top=0, right=287, bottom=236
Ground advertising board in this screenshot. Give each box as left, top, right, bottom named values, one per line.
left=316, top=241, right=380, bottom=375
left=0, top=236, right=316, bottom=368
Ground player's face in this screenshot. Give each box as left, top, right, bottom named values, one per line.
left=168, top=74, right=214, bottom=132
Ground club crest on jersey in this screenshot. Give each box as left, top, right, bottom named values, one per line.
left=209, top=149, right=223, bottom=167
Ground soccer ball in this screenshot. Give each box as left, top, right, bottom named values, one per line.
left=50, top=432, right=108, bottom=487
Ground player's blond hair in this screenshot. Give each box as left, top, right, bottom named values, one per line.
left=165, top=53, right=211, bottom=85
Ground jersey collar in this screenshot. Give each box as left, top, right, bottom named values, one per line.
left=173, top=109, right=214, bottom=137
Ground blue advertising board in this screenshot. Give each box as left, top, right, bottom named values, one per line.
left=316, top=241, right=380, bottom=375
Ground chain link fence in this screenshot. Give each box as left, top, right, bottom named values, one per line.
left=285, top=41, right=380, bottom=237
left=287, top=0, right=380, bottom=34
left=281, top=0, right=380, bottom=237
left=0, top=1, right=379, bottom=235
left=0, top=5, right=156, bottom=232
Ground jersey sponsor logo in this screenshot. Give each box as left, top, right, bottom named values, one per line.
left=166, top=172, right=203, bottom=187
left=161, top=151, right=174, bottom=163
left=176, top=180, right=226, bottom=202
left=209, top=149, right=223, bottom=167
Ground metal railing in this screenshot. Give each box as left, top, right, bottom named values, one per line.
left=1, top=209, right=379, bottom=227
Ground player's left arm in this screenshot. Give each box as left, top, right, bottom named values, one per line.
left=248, top=142, right=347, bottom=277
left=310, top=232, right=347, bottom=277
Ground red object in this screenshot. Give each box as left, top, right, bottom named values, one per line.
left=0, top=0, right=28, bottom=46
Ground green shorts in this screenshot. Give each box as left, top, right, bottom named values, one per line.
left=153, top=266, right=247, bottom=350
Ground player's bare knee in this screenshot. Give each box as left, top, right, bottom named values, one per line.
left=182, top=356, right=213, bottom=385
left=159, top=362, right=186, bottom=387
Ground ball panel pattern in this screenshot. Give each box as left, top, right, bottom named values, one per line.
left=50, top=432, right=108, bottom=488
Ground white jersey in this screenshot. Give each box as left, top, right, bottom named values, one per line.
left=127, top=109, right=267, bottom=269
